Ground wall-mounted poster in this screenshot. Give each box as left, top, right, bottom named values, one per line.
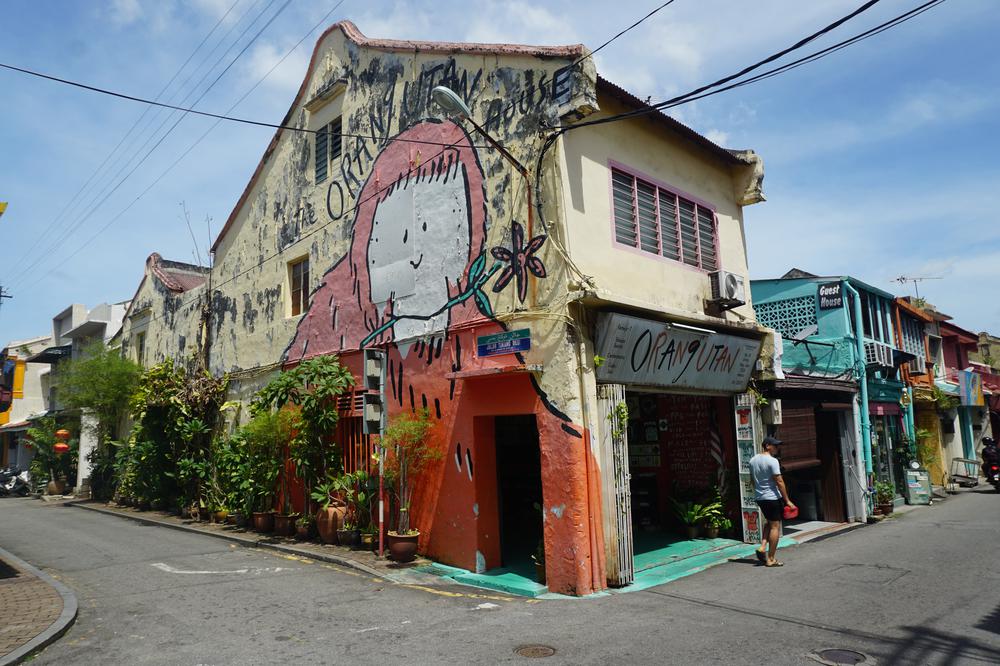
left=735, top=393, right=761, bottom=544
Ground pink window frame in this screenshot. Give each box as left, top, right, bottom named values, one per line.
left=607, top=159, right=721, bottom=273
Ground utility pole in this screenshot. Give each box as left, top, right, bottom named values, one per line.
left=0, top=286, right=11, bottom=313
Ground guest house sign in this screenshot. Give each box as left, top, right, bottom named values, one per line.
left=595, top=313, right=762, bottom=393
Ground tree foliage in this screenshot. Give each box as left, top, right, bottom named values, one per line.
left=55, top=342, right=141, bottom=443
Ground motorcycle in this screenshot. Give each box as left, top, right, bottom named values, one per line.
left=986, top=462, right=1000, bottom=493
left=0, top=469, right=31, bottom=497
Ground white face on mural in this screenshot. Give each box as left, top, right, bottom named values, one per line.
left=367, top=157, right=472, bottom=341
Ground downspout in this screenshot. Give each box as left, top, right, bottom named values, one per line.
left=843, top=281, right=873, bottom=479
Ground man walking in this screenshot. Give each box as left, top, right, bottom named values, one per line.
left=751, top=436, right=795, bottom=567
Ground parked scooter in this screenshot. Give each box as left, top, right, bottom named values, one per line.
left=0, top=468, right=31, bottom=497
left=986, top=462, right=1000, bottom=493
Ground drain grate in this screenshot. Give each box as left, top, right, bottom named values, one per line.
left=515, top=645, right=556, bottom=658
left=810, top=648, right=872, bottom=665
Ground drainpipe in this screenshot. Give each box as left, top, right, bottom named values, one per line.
left=905, top=389, right=916, bottom=442
left=843, top=281, right=873, bottom=479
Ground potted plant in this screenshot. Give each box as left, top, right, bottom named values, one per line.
left=360, top=526, right=377, bottom=551
left=338, top=520, right=358, bottom=547
left=311, top=474, right=347, bottom=544
left=670, top=499, right=717, bottom=539
left=381, top=409, right=439, bottom=562
left=295, top=514, right=314, bottom=541
left=345, top=470, right=372, bottom=550
left=240, top=411, right=289, bottom=533
left=717, top=517, right=734, bottom=538
left=874, top=481, right=895, bottom=515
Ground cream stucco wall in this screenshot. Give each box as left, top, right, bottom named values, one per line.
left=557, top=95, right=758, bottom=324
left=204, top=27, right=599, bottom=424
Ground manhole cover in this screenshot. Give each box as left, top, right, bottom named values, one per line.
left=515, top=645, right=556, bottom=658
left=810, top=648, right=873, bottom=665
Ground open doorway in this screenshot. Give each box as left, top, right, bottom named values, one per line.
left=495, top=415, right=543, bottom=572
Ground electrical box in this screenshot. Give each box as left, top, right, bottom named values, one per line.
left=362, top=349, right=386, bottom=435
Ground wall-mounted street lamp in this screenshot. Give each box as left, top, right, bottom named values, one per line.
left=431, top=86, right=536, bottom=305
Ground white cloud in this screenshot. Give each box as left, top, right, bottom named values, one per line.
left=245, top=42, right=311, bottom=93
left=107, top=0, right=143, bottom=26
left=704, top=129, right=729, bottom=146
left=463, top=1, right=579, bottom=46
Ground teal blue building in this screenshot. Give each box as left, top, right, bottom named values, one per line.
left=751, top=270, right=914, bottom=522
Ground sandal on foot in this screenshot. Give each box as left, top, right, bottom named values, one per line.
left=765, top=561, right=784, bottom=568
left=755, top=549, right=767, bottom=564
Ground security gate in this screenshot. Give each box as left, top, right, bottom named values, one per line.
left=598, top=383, right=633, bottom=586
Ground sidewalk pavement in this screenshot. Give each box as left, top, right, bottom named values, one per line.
left=0, top=545, right=77, bottom=666
left=70, top=501, right=432, bottom=581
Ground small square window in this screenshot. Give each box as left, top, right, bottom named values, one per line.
left=315, top=116, right=343, bottom=184
left=289, top=257, right=310, bottom=317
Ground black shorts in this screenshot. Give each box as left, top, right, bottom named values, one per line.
left=757, top=499, right=784, bottom=522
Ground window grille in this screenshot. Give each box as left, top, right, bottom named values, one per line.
left=611, top=167, right=717, bottom=270
left=314, top=116, right=343, bottom=184
left=754, top=296, right=818, bottom=340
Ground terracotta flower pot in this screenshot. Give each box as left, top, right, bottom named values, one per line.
left=878, top=502, right=894, bottom=515
left=316, top=504, right=346, bottom=544
left=252, top=511, right=274, bottom=533
left=274, top=514, right=297, bottom=537
left=214, top=509, right=229, bottom=523
left=685, top=525, right=701, bottom=540
left=387, top=532, right=419, bottom=562
left=46, top=479, right=66, bottom=496
left=704, top=527, right=720, bottom=539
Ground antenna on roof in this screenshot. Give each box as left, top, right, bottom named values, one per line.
left=179, top=202, right=205, bottom=267
left=893, top=275, right=942, bottom=300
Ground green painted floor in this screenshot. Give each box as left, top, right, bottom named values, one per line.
left=417, top=532, right=796, bottom=598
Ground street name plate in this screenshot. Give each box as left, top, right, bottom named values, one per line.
left=477, top=329, right=530, bottom=357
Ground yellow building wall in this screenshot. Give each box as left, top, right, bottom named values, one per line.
left=557, top=95, right=758, bottom=324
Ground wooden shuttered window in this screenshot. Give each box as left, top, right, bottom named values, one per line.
left=315, top=125, right=328, bottom=183
left=611, top=167, right=718, bottom=270
left=290, top=257, right=310, bottom=317
left=314, top=116, right=343, bottom=184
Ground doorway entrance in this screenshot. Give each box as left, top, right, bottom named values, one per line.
left=495, top=415, right=543, bottom=571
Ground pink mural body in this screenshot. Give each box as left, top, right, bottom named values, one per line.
left=286, top=120, right=605, bottom=595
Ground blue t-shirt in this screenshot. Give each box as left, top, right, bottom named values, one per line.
left=749, top=453, right=782, bottom=501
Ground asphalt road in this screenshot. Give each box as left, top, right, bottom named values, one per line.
left=2, top=490, right=999, bottom=665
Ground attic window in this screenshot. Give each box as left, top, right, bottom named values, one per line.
left=315, top=116, right=343, bottom=184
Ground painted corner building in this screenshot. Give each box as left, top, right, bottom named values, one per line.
left=121, top=22, right=769, bottom=595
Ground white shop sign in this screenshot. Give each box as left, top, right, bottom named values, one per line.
left=595, top=313, right=762, bottom=394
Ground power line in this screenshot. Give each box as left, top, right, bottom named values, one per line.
left=616, top=0, right=946, bottom=119
left=569, top=0, right=888, bottom=129
left=9, top=0, right=292, bottom=289
left=28, top=0, right=352, bottom=280
left=119, top=140, right=461, bottom=333
left=3, top=0, right=243, bottom=282
left=532, top=0, right=936, bottom=255
left=0, top=53, right=490, bottom=151
left=567, top=0, right=678, bottom=69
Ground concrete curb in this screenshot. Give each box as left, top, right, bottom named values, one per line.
left=69, top=502, right=386, bottom=580
left=0, top=545, right=78, bottom=666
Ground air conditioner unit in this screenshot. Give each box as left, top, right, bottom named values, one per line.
left=864, top=342, right=894, bottom=368
left=709, top=270, right=747, bottom=306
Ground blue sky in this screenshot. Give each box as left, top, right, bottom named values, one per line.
left=1, top=0, right=997, bottom=344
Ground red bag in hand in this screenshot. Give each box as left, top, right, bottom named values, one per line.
left=782, top=505, right=799, bottom=520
